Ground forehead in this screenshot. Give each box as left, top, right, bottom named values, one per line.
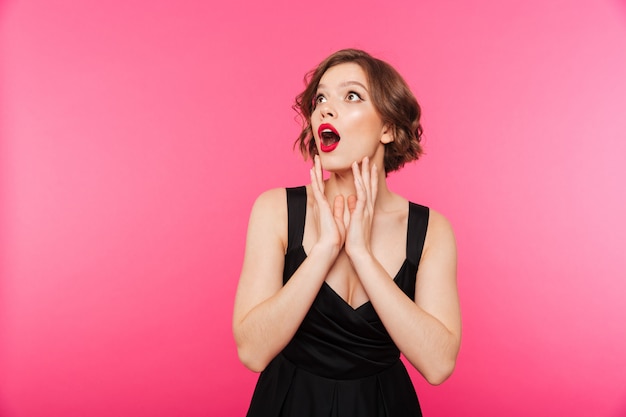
left=318, top=62, right=368, bottom=89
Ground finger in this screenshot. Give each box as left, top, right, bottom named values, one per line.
left=351, top=161, right=366, bottom=206
left=361, top=157, right=372, bottom=204
left=333, top=195, right=345, bottom=224
left=370, top=163, right=378, bottom=208
left=346, top=194, right=357, bottom=232
left=310, top=161, right=327, bottom=207
left=310, top=166, right=323, bottom=201
left=350, top=162, right=367, bottom=218
left=347, top=194, right=357, bottom=213
left=343, top=195, right=351, bottom=228
left=315, top=155, right=325, bottom=194
left=310, top=155, right=324, bottom=202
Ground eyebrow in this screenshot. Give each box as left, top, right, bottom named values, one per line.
left=317, top=81, right=369, bottom=91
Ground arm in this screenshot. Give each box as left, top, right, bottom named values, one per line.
left=233, top=158, right=346, bottom=372
left=349, top=211, right=460, bottom=385
left=345, top=159, right=461, bottom=385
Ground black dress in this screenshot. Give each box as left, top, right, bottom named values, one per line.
left=246, top=186, right=429, bottom=417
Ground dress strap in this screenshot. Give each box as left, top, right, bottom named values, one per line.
left=406, top=202, right=429, bottom=265
left=286, top=186, right=307, bottom=251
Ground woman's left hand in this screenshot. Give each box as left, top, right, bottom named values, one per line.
left=345, top=156, right=378, bottom=258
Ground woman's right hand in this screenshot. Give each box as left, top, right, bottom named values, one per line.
left=310, top=155, right=346, bottom=256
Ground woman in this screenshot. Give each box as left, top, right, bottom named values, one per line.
left=233, top=49, right=461, bottom=416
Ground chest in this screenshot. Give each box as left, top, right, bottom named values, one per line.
left=302, top=209, right=408, bottom=308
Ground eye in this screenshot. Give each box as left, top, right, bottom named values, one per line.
left=313, top=94, right=326, bottom=108
left=346, top=91, right=362, bottom=102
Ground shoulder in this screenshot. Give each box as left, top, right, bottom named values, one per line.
left=246, top=188, right=291, bottom=252
left=423, top=208, right=456, bottom=257
left=427, top=208, right=454, bottom=234
left=251, top=187, right=288, bottom=212
left=241, top=189, right=289, bottom=252
left=251, top=186, right=308, bottom=210
left=248, top=187, right=291, bottom=230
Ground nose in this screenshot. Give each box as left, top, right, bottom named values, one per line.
left=318, top=100, right=335, bottom=119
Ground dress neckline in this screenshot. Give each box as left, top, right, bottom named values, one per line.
left=295, top=245, right=409, bottom=311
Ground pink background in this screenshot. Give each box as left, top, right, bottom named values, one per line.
left=2, top=0, right=626, bottom=416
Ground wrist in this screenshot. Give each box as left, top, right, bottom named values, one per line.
left=309, top=241, right=341, bottom=262
left=346, top=246, right=374, bottom=265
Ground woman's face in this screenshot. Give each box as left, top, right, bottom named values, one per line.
left=311, top=62, right=392, bottom=173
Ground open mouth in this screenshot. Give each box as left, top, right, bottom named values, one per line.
left=318, top=124, right=340, bottom=152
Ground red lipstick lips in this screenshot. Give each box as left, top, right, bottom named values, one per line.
left=318, top=123, right=340, bottom=153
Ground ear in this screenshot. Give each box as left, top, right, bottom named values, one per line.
left=380, top=124, right=394, bottom=144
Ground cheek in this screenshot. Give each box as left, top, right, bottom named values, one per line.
left=351, top=107, right=379, bottom=125
left=345, top=108, right=371, bottom=129
left=350, top=111, right=383, bottom=139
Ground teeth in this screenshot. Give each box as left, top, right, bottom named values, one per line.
left=322, top=129, right=332, bottom=133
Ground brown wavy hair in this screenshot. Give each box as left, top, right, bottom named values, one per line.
left=294, top=49, right=423, bottom=174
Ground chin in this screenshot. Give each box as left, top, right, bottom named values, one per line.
left=318, top=158, right=353, bottom=174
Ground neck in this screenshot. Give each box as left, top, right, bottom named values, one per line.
left=323, top=166, right=392, bottom=209
left=321, top=144, right=395, bottom=208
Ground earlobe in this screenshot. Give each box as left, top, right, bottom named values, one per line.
left=381, top=124, right=394, bottom=144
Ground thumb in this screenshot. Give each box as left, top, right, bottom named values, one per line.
left=333, top=194, right=345, bottom=222
left=347, top=194, right=357, bottom=214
